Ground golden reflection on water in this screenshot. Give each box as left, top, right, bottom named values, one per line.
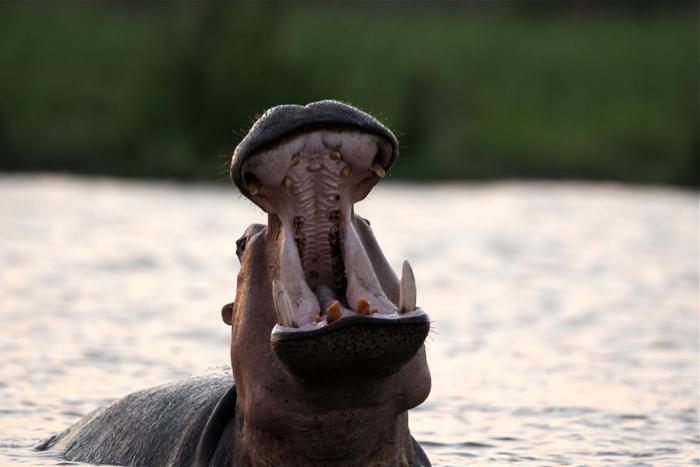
left=0, top=176, right=697, bottom=466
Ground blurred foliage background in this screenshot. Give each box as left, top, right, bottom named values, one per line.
left=0, top=2, right=697, bottom=186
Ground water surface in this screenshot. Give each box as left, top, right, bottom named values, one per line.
left=0, top=175, right=697, bottom=466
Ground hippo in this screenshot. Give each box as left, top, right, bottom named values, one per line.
left=37, top=100, right=432, bottom=466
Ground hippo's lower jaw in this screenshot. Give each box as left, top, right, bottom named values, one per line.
left=240, top=128, right=421, bottom=330
left=271, top=312, right=430, bottom=383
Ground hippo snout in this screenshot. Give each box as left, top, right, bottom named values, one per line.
left=229, top=101, right=430, bottom=384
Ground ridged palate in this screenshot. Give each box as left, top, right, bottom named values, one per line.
left=288, top=156, right=343, bottom=292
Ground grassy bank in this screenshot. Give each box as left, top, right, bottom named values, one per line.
left=0, top=4, right=697, bottom=186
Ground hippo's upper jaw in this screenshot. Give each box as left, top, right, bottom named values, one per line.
left=230, top=101, right=429, bottom=382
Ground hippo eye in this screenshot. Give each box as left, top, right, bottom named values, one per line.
left=235, top=223, right=265, bottom=263
left=235, top=236, right=247, bottom=262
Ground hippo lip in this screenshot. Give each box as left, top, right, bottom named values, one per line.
left=231, top=100, right=399, bottom=204
left=270, top=313, right=430, bottom=383
left=232, top=101, right=423, bottom=333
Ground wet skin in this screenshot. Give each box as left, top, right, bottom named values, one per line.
left=38, top=100, right=432, bottom=466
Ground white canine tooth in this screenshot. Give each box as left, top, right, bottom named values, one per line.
left=369, top=162, right=386, bottom=178
left=399, top=260, right=416, bottom=313
left=343, top=213, right=396, bottom=314
left=272, top=279, right=297, bottom=327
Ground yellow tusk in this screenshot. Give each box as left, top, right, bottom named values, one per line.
left=357, top=298, right=370, bottom=315
left=326, top=301, right=341, bottom=323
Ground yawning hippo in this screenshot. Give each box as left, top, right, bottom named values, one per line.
left=38, top=100, right=432, bottom=466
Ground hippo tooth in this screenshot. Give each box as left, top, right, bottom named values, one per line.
left=399, top=260, right=416, bottom=314
left=341, top=165, right=350, bottom=177
left=357, top=298, right=370, bottom=315
left=343, top=210, right=397, bottom=315
left=249, top=180, right=260, bottom=196
left=325, top=300, right=341, bottom=323
left=329, top=150, right=341, bottom=161
left=282, top=176, right=293, bottom=189
left=272, top=279, right=297, bottom=327
left=278, top=224, right=321, bottom=325
left=291, top=153, right=300, bottom=167
left=369, top=162, right=386, bottom=178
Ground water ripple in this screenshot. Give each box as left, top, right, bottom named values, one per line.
left=0, top=176, right=697, bottom=466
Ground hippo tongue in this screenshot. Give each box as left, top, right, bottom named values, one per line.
left=240, top=128, right=416, bottom=327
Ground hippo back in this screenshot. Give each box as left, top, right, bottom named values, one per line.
left=36, top=368, right=236, bottom=467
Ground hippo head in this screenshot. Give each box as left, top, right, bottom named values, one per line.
left=225, top=101, right=431, bottom=465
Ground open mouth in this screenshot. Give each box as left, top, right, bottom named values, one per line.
left=239, top=128, right=426, bottom=333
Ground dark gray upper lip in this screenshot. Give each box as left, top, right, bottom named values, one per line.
left=230, top=100, right=399, bottom=200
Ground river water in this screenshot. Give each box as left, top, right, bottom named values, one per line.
left=0, top=175, right=697, bottom=466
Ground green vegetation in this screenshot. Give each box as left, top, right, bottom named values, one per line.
left=0, top=4, right=697, bottom=186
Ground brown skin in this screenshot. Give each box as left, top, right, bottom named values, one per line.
left=229, top=212, right=431, bottom=466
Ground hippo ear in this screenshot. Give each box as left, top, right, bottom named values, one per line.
left=221, top=302, right=233, bottom=325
